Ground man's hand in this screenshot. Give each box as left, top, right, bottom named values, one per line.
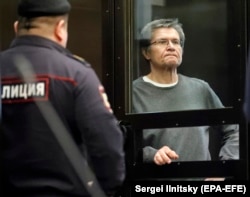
left=154, top=146, right=179, bottom=165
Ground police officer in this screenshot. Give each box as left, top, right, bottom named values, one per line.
left=0, top=0, right=125, bottom=196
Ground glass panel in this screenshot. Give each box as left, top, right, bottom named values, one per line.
left=142, top=124, right=239, bottom=162
left=131, top=0, right=240, bottom=114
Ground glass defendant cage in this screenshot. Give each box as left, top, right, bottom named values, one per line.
left=110, top=0, right=248, bottom=194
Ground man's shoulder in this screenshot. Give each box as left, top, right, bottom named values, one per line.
left=133, top=77, right=144, bottom=84
left=72, top=54, right=86, bottom=63
left=179, top=74, right=208, bottom=85
left=67, top=54, right=91, bottom=68
left=132, top=77, right=145, bottom=88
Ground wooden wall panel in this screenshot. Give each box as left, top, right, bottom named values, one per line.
left=0, top=0, right=103, bottom=80
left=68, top=0, right=103, bottom=80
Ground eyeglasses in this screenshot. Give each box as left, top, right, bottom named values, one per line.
left=150, top=39, right=181, bottom=47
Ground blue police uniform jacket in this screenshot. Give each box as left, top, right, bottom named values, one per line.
left=0, top=35, right=125, bottom=197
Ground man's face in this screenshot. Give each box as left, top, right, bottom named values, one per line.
left=143, top=27, right=183, bottom=70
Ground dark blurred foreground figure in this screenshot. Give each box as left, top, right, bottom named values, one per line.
left=0, top=0, right=125, bottom=196
left=132, top=18, right=239, bottom=171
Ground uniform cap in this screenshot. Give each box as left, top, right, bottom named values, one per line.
left=18, top=0, right=71, bottom=18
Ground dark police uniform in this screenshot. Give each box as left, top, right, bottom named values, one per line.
left=0, top=35, right=125, bottom=196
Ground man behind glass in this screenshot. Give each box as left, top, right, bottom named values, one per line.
left=132, top=18, right=239, bottom=167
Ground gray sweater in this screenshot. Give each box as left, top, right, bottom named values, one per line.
left=132, top=74, right=239, bottom=162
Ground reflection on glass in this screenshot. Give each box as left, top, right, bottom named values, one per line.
left=142, top=124, right=239, bottom=162
left=132, top=0, right=234, bottom=113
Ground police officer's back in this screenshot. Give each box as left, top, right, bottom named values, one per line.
left=0, top=0, right=125, bottom=196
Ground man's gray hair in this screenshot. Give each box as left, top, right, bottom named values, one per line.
left=140, top=18, right=185, bottom=48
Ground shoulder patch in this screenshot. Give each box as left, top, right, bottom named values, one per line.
left=98, top=85, right=113, bottom=113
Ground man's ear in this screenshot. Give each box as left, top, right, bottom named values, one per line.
left=55, top=19, right=66, bottom=42
left=13, top=21, right=18, bottom=34
left=142, top=48, right=150, bottom=60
